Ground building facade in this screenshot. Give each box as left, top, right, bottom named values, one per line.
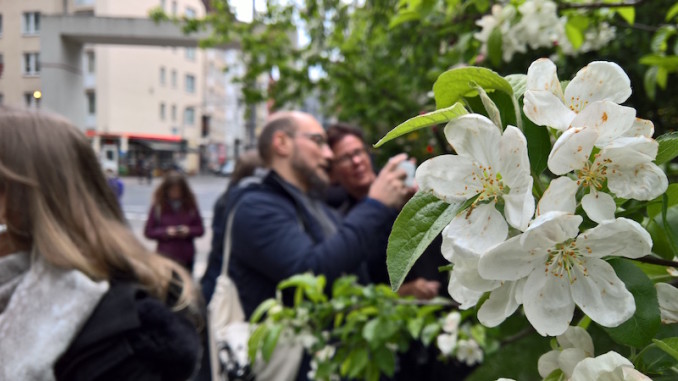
left=0, top=0, right=207, bottom=174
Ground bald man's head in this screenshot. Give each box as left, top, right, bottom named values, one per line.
left=258, top=111, right=318, bottom=165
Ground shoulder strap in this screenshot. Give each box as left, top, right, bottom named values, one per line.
left=219, top=199, right=243, bottom=278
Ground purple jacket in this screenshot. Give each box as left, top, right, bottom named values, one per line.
left=144, top=204, right=204, bottom=267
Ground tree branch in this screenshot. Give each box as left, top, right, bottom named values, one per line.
left=500, top=326, right=535, bottom=345
left=631, top=255, right=678, bottom=268
left=557, top=0, right=648, bottom=10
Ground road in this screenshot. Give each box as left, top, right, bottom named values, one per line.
left=120, top=175, right=229, bottom=280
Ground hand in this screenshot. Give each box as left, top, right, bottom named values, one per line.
left=166, top=226, right=178, bottom=237
left=368, top=154, right=417, bottom=209
left=178, top=225, right=190, bottom=236
left=398, top=278, right=441, bottom=300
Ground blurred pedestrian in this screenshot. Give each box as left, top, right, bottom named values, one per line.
left=0, top=107, right=201, bottom=381
left=145, top=171, right=205, bottom=272
left=327, top=123, right=445, bottom=299
left=201, top=149, right=265, bottom=304
left=105, top=168, right=124, bottom=205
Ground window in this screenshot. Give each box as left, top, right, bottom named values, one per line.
left=86, top=92, right=96, bottom=115
left=185, top=47, right=196, bottom=61
left=185, top=74, right=195, bottom=93
left=86, top=51, right=95, bottom=73
left=171, top=105, right=177, bottom=121
left=185, top=7, right=196, bottom=19
left=160, top=103, right=166, bottom=120
left=159, top=66, right=166, bottom=85
left=184, top=107, right=195, bottom=125
left=0, top=14, right=4, bottom=37
left=171, top=1, right=177, bottom=16
left=22, top=12, right=40, bottom=35
left=171, top=70, right=177, bottom=88
left=24, top=92, right=40, bottom=109
left=23, top=52, right=40, bottom=75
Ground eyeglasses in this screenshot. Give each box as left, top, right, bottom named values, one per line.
left=333, top=147, right=368, bottom=167
left=297, top=133, right=328, bottom=148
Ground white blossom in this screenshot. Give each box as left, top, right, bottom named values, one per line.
left=437, top=333, right=457, bottom=356
left=456, top=339, right=484, bottom=366
left=570, top=351, right=651, bottom=381
left=442, top=311, right=462, bottom=334
left=656, top=283, right=678, bottom=324
left=478, top=211, right=651, bottom=336
left=538, top=326, right=594, bottom=378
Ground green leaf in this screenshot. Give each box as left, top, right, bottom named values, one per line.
left=407, top=317, right=425, bottom=338
left=603, top=258, right=661, bottom=348
left=657, top=66, right=669, bottom=89
left=473, top=83, right=502, bottom=129
left=374, top=102, right=468, bottom=147
left=647, top=184, right=678, bottom=218
left=387, top=192, right=461, bottom=291
left=262, top=323, right=283, bottom=361
left=614, top=7, right=635, bottom=25
left=341, top=347, right=369, bottom=378
left=543, top=369, right=566, bottom=381
left=248, top=324, right=269, bottom=362
left=653, top=338, right=678, bottom=362
left=420, top=322, right=441, bottom=346
left=523, top=117, right=551, bottom=175
left=647, top=206, right=678, bottom=260
left=505, top=74, right=527, bottom=99
left=644, top=67, right=658, bottom=101
left=432, top=67, right=514, bottom=109
left=565, top=20, right=585, bottom=50
left=488, top=27, right=503, bottom=67
left=667, top=2, right=678, bottom=21
left=388, top=10, right=421, bottom=29
left=640, top=55, right=678, bottom=71
left=374, top=346, right=397, bottom=376
left=656, top=131, right=678, bottom=165
left=250, top=298, right=278, bottom=323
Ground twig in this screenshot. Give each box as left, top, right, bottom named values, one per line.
left=557, top=0, right=648, bottom=10
left=631, top=255, right=678, bottom=268
left=500, top=326, right=535, bottom=345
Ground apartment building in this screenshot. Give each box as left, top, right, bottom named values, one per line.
left=0, top=0, right=206, bottom=174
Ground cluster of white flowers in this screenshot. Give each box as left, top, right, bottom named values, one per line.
left=416, top=58, right=669, bottom=337
left=435, top=311, right=484, bottom=366
left=307, top=345, right=339, bottom=381
left=474, top=0, right=616, bottom=62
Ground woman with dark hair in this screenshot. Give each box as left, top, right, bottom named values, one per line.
left=0, top=107, right=201, bottom=380
left=145, top=171, right=205, bottom=273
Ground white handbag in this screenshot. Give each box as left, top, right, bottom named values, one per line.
left=207, top=202, right=303, bottom=381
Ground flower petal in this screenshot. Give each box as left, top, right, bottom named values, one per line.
left=499, top=126, right=531, bottom=185
left=526, top=58, right=564, bottom=99
left=557, top=326, right=594, bottom=356
left=577, top=218, right=652, bottom=259
left=571, top=258, right=635, bottom=327
left=523, top=270, right=575, bottom=336
left=570, top=351, right=633, bottom=381
left=538, top=177, right=579, bottom=215
left=448, top=272, right=484, bottom=309
left=451, top=246, right=500, bottom=293
left=656, top=283, right=678, bottom=324
left=538, top=350, right=561, bottom=378
left=445, top=203, right=509, bottom=255
left=477, top=281, right=521, bottom=327
left=582, top=191, right=616, bottom=223
left=416, top=155, right=481, bottom=203
left=479, top=235, right=539, bottom=281
left=601, top=136, right=658, bottom=167
left=565, top=61, right=632, bottom=112
left=570, top=101, right=635, bottom=147
left=623, top=118, right=654, bottom=138
left=607, top=161, right=668, bottom=200
left=559, top=348, right=590, bottom=378
left=503, top=175, right=534, bottom=232
left=444, top=114, right=501, bottom=165
left=548, top=126, right=599, bottom=175
left=621, top=367, right=652, bottom=380
left=522, top=212, right=583, bottom=250
left=524, top=90, right=576, bottom=131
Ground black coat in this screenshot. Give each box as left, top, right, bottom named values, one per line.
left=55, top=281, right=201, bottom=381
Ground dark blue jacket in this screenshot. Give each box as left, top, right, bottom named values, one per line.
left=227, top=170, right=398, bottom=319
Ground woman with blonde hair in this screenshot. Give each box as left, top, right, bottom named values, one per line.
left=0, top=107, right=201, bottom=380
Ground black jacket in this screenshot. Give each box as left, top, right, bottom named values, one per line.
left=55, top=281, right=201, bottom=381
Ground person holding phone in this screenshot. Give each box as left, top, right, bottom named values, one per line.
left=145, top=171, right=204, bottom=272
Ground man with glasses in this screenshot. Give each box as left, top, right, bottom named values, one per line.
left=228, top=111, right=414, bottom=323
left=327, top=123, right=446, bottom=300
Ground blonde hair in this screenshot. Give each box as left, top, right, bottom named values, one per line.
left=0, top=107, right=197, bottom=310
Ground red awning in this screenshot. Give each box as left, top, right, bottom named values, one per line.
left=85, top=131, right=182, bottom=142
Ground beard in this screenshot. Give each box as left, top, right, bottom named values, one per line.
left=291, top=151, right=329, bottom=198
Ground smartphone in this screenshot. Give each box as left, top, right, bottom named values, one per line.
left=398, top=160, right=416, bottom=187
